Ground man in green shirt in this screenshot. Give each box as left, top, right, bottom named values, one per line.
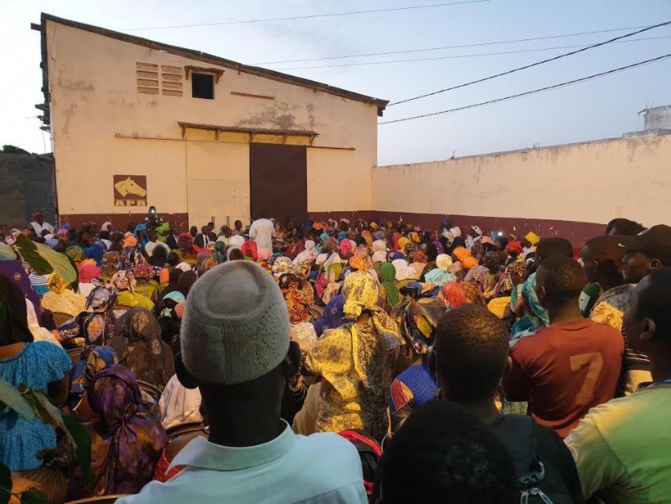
left=565, top=267, right=671, bottom=503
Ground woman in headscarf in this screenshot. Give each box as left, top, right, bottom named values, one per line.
left=304, top=272, right=403, bottom=442
left=213, top=240, right=226, bottom=264
left=371, top=240, right=388, bottom=264
left=157, top=268, right=182, bottom=306
left=69, top=345, right=118, bottom=411
left=285, top=229, right=305, bottom=259
left=66, top=366, right=167, bottom=499
left=241, top=240, right=258, bottom=262
left=0, top=274, right=72, bottom=471
left=101, top=251, right=120, bottom=278
left=108, top=307, right=175, bottom=389
left=293, top=239, right=317, bottom=267
left=379, top=262, right=401, bottom=310
left=388, top=294, right=446, bottom=432
left=312, top=294, right=346, bottom=337
left=441, top=281, right=470, bottom=309
left=41, top=273, right=87, bottom=318
left=66, top=246, right=86, bottom=266
left=78, top=263, right=101, bottom=298
left=177, top=233, right=197, bottom=260
left=111, top=270, right=154, bottom=311
left=280, top=273, right=315, bottom=325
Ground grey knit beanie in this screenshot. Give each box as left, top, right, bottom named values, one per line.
left=181, top=261, right=290, bottom=385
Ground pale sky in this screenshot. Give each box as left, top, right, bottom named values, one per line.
left=1, top=0, right=670, bottom=165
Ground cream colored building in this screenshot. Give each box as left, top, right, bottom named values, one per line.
left=35, top=13, right=387, bottom=231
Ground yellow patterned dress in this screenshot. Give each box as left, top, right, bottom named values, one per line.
left=304, top=272, right=403, bottom=441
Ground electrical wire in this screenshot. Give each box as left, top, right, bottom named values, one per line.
left=389, top=21, right=671, bottom=106
left=378, top=53, right=671, bottom=124
left=256, top=24, right=653, bottom=65
left=273, top=35, right=671, bottom=71
left=122, top=0, right=490, bottom=31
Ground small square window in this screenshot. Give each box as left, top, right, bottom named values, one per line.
left=192, top=73, right=214, bottom=99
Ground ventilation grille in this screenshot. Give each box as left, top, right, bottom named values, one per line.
left=136, top=62, right=183, bottom=97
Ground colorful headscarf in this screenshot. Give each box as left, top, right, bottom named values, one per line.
left=461, top=256, right=479, bottom=270
left=86, top=286, right=117, bottom=313
left=241, top=241, right=258, bottom=262
left=424, top=268, right=451, bottom=288
left=464, top=265, right=491, bottom=292
left=340, top=239, right=353, bottom=258
left=506, top=241, right=524, bottom=255
left=393, top=296, right=447, bottom=355
left=461, top=280, right=487, bottom=306
left=122, top=233, right=138, bottom=248
left=214, top=241, right=226, bottom=264
left=436, top=254, right=453, bottom=271
left=397, top=237, right=412, bottom=255
left=101, top=252, right=120, bottom=277
left=66, top=246, right=86, bottom=264
left=201, top=257, right=218, bottom=273
left=133, top=261, right=155, bottom=281
left=524, top=232, right=540, bottom=246
left=379, top=263, right=401, bottom=308
left=272, top=256, right=294, bottom=277
left=111, top=270, right=136, bottom=293
left=280, top=274, right=314, bottom=324
left=177, top=233, right=196, bottom=259
left=523, top=272, right=550, bottom=326
left=47, top=273, right=68, bottom=294
left=452, top=247, right=471, bottom=263
left=442, top=282, right=469, bottom=309
left=79, top=264, right=101, bottom=284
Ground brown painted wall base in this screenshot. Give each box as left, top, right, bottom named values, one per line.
left=309, top=211, right=605, bottom=245
left=59, top=213, right=190, bottom=233
left=59, top=210, right=604, bottom=245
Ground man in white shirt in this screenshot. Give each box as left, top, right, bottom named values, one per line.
left=249, top=216, right=275, bottom=251
left=118, top=261, right=366, bottom=504
left=29, top=211, right=54, bottom=236
left=144, top=231, right=169, bottom=257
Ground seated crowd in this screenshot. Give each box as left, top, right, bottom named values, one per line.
left=0, top=213, right=670, bottom=503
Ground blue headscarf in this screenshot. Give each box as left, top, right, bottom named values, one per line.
left=84, top=244, right=105, bottom=266
left=312, top=294, right=345, bottom=337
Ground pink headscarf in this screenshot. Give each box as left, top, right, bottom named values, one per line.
left=258, top=248, right=273, bottom=261
left=339, top=239, right=353, bottom=258
left=79, top=264, right=101, bottom=284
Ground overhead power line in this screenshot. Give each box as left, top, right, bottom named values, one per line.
left=390, top=20, right=671, bottom=106
left=273, top=35, right=671, bottom=71
left=378, top=53, right=671, bottom=125
left=256, top=24, right=652, bottom=65
left=122, top=0, right=489, bottom=31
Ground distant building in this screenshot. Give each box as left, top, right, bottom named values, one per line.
left=624, top=105, right=671, bottom=139
left=33, top=13, right=387, bottom=230
left=0, top=153, right=55, bottom=229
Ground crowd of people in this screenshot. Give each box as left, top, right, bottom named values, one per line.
left=0, top=211, right=670, bottom=503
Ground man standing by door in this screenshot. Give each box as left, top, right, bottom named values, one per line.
left=249, top=215, right=274, bottom=251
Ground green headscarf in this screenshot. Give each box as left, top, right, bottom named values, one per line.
left=214, top=241, right=226, bottom=264
left=380, top=262, right=401, bottom=308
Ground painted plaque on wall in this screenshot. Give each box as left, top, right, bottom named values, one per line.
left=113, top=175, right=148, bottom=207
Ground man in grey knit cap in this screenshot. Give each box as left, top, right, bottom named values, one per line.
left=119, top=261, right=367, bottom=504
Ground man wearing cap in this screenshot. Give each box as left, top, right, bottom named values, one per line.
left=618, top=225, right=671, bottom=284
left=119, top=261, right=367, bottom=504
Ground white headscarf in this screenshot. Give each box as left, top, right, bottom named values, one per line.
left=293, top=240, right=317, bottom=266
left=372, top=240, right=388, bottom=263
left=392, top=258, right=418, bottom=282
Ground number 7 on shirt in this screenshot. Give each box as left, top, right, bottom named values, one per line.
left=570, top=352, right=604, bottom=406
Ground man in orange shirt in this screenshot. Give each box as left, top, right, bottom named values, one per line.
left=503, top=255, right=624, bottom=438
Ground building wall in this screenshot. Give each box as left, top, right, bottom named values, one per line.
left=373, top=135, right=671, bottom=244
left=0, top=154, right=55, bottom=229
left=45, top=20, right=378, bottom=231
